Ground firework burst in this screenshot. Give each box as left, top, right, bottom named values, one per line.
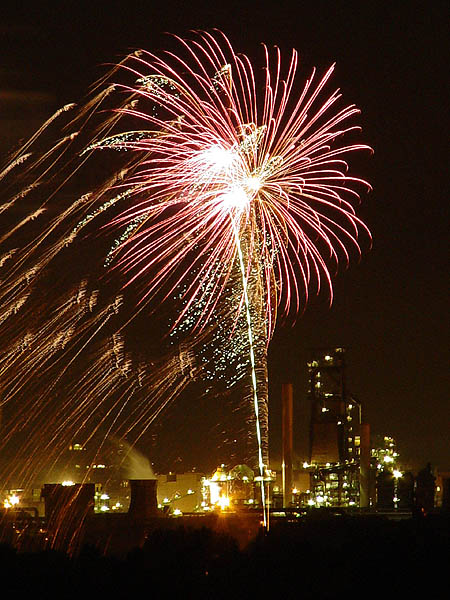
left=0, top=31, right=371, bottom=532
left=89, top=30, right=371, bottom=339
left=83, top=31, right=371, bottom=525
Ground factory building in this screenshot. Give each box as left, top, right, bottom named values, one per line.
left=306, top=348, right=371, bottom=508
left=156, top=471, right=203, bottom=513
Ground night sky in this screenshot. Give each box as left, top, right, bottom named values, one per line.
left=1, top=1, right=448, bottom=471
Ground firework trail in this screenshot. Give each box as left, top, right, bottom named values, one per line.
left=0, top=31, right=370, bottom=530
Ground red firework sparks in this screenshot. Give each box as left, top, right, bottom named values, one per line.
left=91, top=30, right=372, bottom=338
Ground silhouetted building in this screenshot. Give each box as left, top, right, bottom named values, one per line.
left=376, top=470, right=395, bottom=509
left=442, top=477, right=450, bottom=510
left=415, top=463, right=436, bottom=514
left=435, top=470, right=450, bottom=510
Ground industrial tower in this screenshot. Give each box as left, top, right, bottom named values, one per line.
left=307, top=348, right=370, bottom=507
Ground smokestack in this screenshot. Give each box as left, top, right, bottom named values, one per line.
left=359, top=423, right=371, bottom=507
left=282, top=383, right=293, bottom=507
left=128, top=479, right=158, bottom=520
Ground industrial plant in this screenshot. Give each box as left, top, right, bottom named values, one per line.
left=0, top=347, right=446, bottom=555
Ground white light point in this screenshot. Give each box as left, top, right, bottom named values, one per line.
left=244, top=175, right=262, bottom=194
left=220, top=186, right=249, bottom=212
left=217, top=496, right=230, bottom=510
left=201, top=145, right=235, bottom=173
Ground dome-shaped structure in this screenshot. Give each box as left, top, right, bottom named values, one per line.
left=229, top=464, right=254, bottom=482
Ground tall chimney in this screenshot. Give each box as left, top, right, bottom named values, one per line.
left=282, top=383, right=293, bottom=507
left=128, top=479, right=158, bottom=519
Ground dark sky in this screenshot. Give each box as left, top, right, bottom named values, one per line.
left=1, top=1, right=448, bottom=471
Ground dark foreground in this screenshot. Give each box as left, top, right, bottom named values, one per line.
left=1, top=513, right=448, bottom=598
